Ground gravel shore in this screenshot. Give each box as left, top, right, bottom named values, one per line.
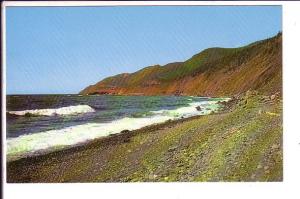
left=7, top=93, right=282, bottom=182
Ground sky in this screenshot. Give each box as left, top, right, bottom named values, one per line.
left=6, top=6, right=282, bottom=94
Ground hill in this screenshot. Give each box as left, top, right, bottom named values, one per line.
left=80, top=33, right=282, bottom=96
left=7, top=34, right=283, bottom=182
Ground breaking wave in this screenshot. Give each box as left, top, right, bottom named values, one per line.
left=8, top=105, right=95, bottom=117
left=7, top=98, right=230, bottom=161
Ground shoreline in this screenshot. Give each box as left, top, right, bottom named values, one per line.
left=7, top=96, right=230, bottom=162
left=7, top=93, right=282, bottom=182
left=6, top=113, right=213, bottom=163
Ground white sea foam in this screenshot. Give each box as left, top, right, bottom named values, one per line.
left=6, top=115, right=173, bottom=161
left=150, top=100, right=223, bottom=118
left=6, top=98, right=229, bottom=161
left=8, top=105, right=95, bottom=116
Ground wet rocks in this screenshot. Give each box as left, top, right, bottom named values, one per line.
left=120, top=130, right=130, bottom=134
left=196, top=106, right=202, bottom=111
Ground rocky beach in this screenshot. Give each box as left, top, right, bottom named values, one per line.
left=7, top=91, right=282, bottom=182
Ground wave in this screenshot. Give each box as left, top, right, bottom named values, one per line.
left=6, top=115, right=174, bottom=161
left=8, top=105, right=95, bottom=117
left=6, top=98, right=230, bottom=161
left=150, top=100, right=224, bottom=118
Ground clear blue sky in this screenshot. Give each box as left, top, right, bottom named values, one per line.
left=6, top=6, right=282, bottom=94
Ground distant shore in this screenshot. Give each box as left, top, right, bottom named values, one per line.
left=7, top=92, right=282, bottom=182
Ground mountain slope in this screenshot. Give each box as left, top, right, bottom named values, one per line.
left=80, top=33, right=282, bottom=96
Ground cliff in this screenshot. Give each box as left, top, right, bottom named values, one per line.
left=80, top=33, right=282, bottom=96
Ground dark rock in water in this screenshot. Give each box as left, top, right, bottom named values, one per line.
left=24, top=112, right=35, bottom=117
left=120, top=130, right=130, bottom=134
left=196, top=106, right=202, bottom=111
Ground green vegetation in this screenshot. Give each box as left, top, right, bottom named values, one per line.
left=7, top=34, right=282, bottom=183
left=80, top=33, right=282, bottom=96
left=7, top=92, right=282, bottom=182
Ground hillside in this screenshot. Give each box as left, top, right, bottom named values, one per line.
left=80, top=33, right=282, bottom=96
left=8, top=34, right=283, bottom=182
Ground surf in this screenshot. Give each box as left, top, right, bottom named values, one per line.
left=8, top=104, right=95, bottom=117
left=6, top=97, right=230, bottom=161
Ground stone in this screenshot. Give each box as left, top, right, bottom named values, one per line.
left=168, top=146, right=178, bottom=152
left=271, top=144, right=280, bottom=150
left=149, top=174, right=158, bottom=180
left=265, top=170, right=270, bottom=174
left=270, top=94, right=276, bottom=100
left=196, top=106, right=202, bottom=111
left=120, top=130, right=130, bottom=134
left=257, top=164, right=263, bottom=169
left=123, top=138, right=131, bottom=143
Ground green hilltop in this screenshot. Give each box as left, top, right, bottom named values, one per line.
left=80, top=33, right=282, bottom=97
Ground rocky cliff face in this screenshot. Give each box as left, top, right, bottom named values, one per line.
left=80, top=33, right=282, bottom=96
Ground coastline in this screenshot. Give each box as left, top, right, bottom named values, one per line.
left=7, top=93, right=282, bottom=182
left=6, top=96, right=227, bottom=162
left=6, top=114, right=207, bottom=163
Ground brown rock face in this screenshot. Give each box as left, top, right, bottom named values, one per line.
left=80, top=33, right=282, bottom=96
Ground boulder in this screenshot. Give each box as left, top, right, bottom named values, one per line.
left=196, top=106, right=202, bottom=111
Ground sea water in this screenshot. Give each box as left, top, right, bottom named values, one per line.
left=6, top=95, right=230, bottom=161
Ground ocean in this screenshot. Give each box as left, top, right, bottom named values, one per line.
left=6, top=95, right=230, bottom=161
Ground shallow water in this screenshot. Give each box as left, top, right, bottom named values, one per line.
left=6, top=95, right=230, bottom=161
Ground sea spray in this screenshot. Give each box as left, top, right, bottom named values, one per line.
left=6, top=98, right=230, bottom=161
left=8, top=105, right=95, bottom=116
